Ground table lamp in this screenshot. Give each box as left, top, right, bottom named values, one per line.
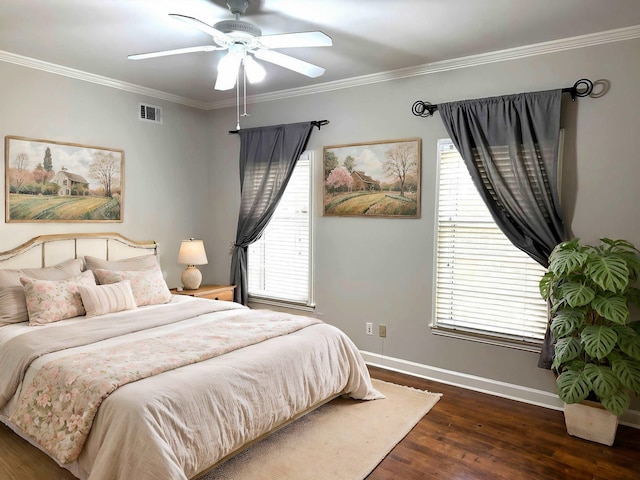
left=178, top=238, right=208, bottom=290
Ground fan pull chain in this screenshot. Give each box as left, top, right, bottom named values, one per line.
left=235, top=58, right=252, bottom=130
left=242, top=63, right=249, bottom=118
left=235, top=68, right=240, bottom=131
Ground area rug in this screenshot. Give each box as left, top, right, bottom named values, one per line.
left=198, top=379, right=442, bottom=480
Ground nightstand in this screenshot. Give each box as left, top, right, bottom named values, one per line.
left=170, top=284, right=236, bottom=302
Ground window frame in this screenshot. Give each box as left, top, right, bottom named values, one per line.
left=431, top=139, right=549, bottom=352
left=247, top=150, right=315, bottom=311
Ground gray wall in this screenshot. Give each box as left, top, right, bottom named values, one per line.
left=0, top=61, right=212, bottom=287
left=206, top=38, right=640, bottom=401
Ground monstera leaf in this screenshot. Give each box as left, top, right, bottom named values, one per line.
left=586, top=253, right=629, bottom=293
left=552, top=337, right=583, bottom=369
left=603, top=238, right=640, bottom=281
left=560, top=281, right=595, bottom=308
left=592, top=294, right=629, bottom=325
left=549, top=241, right=588, bottom=275
left=616, top=326, right=640, bottom=361
left=550, top=309, right=584, bottom=339
left=539, top=271, right=554, bottom=300
left=557, top=370, right=590, bottom=404
left=612, top=358, right=640, bottom=394
left=600, top=389, right=631, bottom=416
left=581, top=325, right=618, bottom=360
left=583, top=364, right=619, bottom=399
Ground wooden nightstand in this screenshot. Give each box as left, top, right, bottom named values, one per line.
left=170, top=284, right=236, bottom=302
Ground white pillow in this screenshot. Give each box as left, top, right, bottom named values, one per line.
left=84, top=254, right=158, bottom=272
left=0, top=287, right=28, bottom=326
left=0, top=258, right=84, bottom=285
left=93, top=265, right=171, bottom=307
left=78, top=280, right=137, bottom=318
left=20, top=270, right=97, bottom=325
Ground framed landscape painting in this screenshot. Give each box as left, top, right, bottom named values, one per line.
left=5, top=136, right=123, bottom=223
left=323, top=138, right=421, bottom=218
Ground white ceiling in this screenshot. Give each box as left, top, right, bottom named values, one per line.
left=1, top=0, right=640, bottom=108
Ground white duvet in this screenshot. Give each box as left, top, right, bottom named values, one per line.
left=0, top=296, right=381, bottom=480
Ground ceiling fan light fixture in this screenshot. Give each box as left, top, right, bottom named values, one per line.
left=133, top=3, right=331, bottom=100
left=244, top=55, right=266, bottom=84
left=215, top=45, right=244, bottom=90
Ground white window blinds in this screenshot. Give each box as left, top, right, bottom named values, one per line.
left=248, top=151, right=312, bottom=305
left=434, top=140, right=548, bottom=347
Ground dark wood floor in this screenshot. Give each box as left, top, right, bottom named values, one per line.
left=1, top=366, right=639, bottom=479
left=367, top=365, right=640, bottom=480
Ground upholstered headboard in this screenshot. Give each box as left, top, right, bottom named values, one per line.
left=0, top=232, right=158, bottom=269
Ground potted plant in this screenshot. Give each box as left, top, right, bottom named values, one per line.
left=540, top=238, right=640, bottom=445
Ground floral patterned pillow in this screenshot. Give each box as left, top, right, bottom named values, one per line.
left=20, top=270, right=97, bottom=325
left=93, top=265, right=171, bottom=307
left=0, top=258, right=84, bottom=326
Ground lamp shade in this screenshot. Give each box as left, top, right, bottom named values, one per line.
left=178, top=239, right=208, bottom=266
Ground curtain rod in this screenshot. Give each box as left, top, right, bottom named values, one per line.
left=411, top=78, right=594, bottom=118
left=228, top=120, right=330, bottom=134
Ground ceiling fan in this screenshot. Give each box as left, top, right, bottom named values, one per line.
left=128, top=0, right=332, bottom=91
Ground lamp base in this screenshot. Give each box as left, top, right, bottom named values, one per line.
left=181, top=265, right=202, bottom=290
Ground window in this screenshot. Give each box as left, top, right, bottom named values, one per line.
left=433, top=140, right=548, bottom=349
left=248, top=151, right=313, bottom=308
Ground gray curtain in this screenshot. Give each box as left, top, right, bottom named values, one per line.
left=230, top=121, right=314, bottom=305
left=438, top=90, right=567, bottom=368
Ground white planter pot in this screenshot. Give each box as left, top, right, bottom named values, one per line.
left=564, top=401, right=619, bottom=446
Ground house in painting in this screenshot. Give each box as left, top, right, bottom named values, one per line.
left=351, top=171, right=381, bottom=191
left=51, top=170, right=89, bottom=196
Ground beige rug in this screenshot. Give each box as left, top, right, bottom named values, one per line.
left=198, top=379, right=441, bottom=480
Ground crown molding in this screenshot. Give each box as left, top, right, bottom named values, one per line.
left=2, top=24, right=639, bottom=111
left=206, top=24, right=640, bottom=110
left=0, top=50, right=209, bottom=110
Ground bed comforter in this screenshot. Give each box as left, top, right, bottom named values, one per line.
left=0, top=296, right=382, bottom=480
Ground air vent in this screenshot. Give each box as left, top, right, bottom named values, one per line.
left=139, top=103, right=163, bottom=124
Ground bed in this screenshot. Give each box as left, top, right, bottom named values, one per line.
left=0, top=233, right=382, bottom=480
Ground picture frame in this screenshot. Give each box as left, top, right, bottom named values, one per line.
left=323, top=138, right=421, bottom=218
left=5, top=136, right=124, bottom=223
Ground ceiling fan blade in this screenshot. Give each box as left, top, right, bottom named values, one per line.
left=169, top=13, right=231, bottom=46
left=128, top=45, right=220, bottom=60
left=215, top=51, right=244, bottom=90
left=257, top=31, right=332, bottom=49
left=253, top=49, right=325, bottom=78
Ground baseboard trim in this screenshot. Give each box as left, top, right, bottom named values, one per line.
left=361, top=351, right=640, bottom=429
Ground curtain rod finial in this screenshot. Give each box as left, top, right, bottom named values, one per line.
left=567, top=78, right=594, bottom=101
left=412, top=101, right=438, bottom=117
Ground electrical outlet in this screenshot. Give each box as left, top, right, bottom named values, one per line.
left=365, top=322, right=373, bottom=335
left=379, top=324, right=387, bottom=338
